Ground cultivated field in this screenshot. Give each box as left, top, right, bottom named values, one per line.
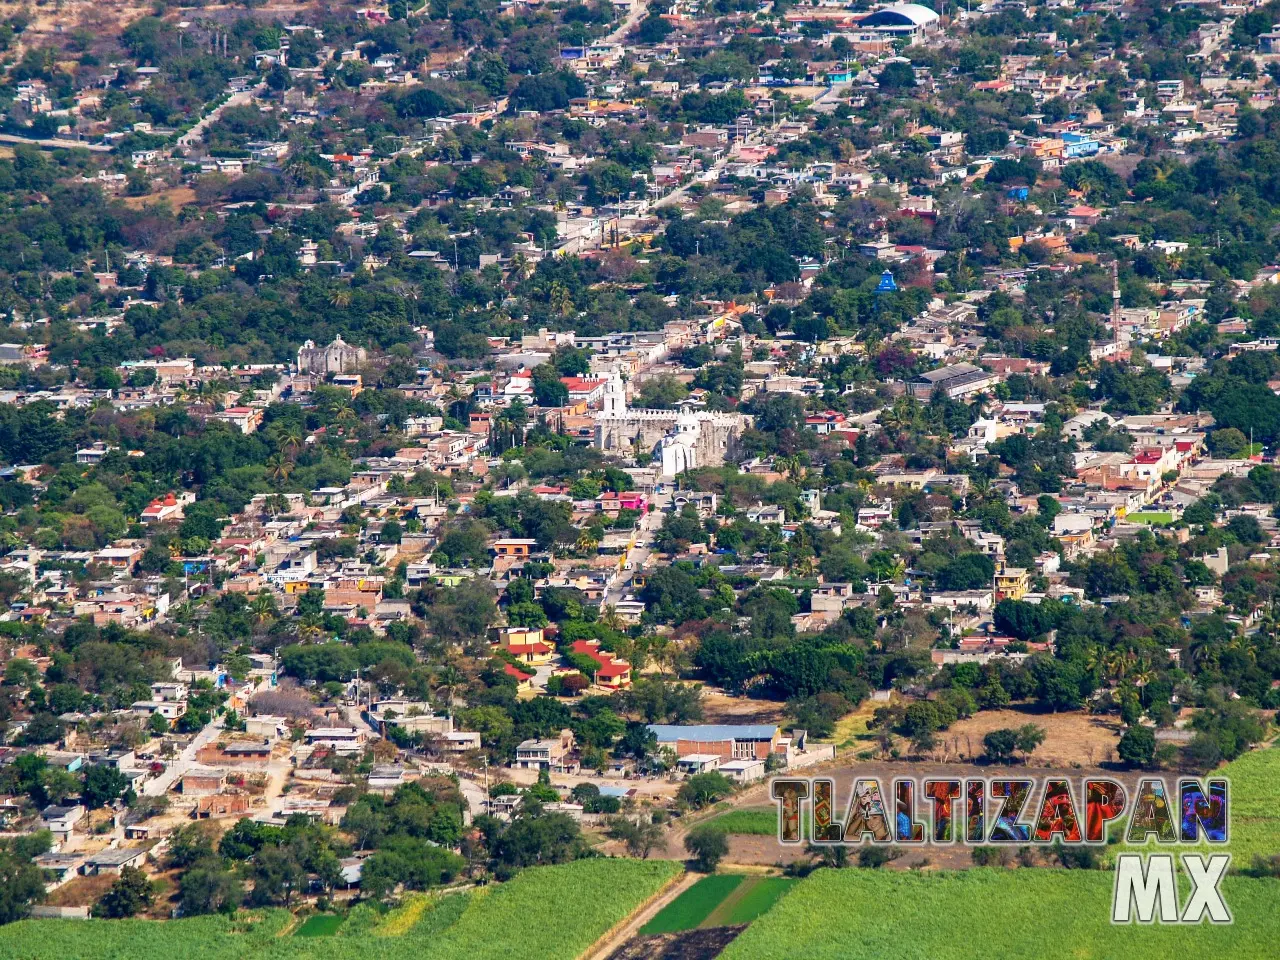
left=0, top=859, right=680, bottom=960
left=639, top=873, right=794, bottom=935
left=1107, top=743, right=1280, bottom=865
left=720, top=868, right=1280, bottom=960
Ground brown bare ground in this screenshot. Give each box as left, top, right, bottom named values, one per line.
left=699, top=689, right=785, bottom=726
left=0, top=0, right=153, bottom=49
left=123, top=186, right=198, bottom=210
left=44, top=872, right=114, bottom=907
left=606, top=927, right=746, bottom=960
left=941, top=708, right=1122, bottom=768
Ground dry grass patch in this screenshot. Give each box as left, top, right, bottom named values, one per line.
left=123, top=186, right=198, bottom=210
left=942, top=708, right=1121, bottom=767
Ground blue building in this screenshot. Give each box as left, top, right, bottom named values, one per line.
left=1062, top=132, right=1100, bottom=158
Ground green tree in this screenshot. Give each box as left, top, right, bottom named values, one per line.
left=1117, top=725, right=1157, bottom=768
left=677, top=772, right=734, bottom=809
left=179, top=860, right=242, bottom=916
left=81, top=764, right=128, bottom=809
left=0, top=842, right=46, bottom=924
left=982, top=728, right=1020, bottom=764
left=93, top=866, right=156, bottom=918
left=684, top=827, right=729, bottom=871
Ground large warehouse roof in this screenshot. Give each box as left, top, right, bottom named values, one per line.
left=860, top=3, right=942, bottom=27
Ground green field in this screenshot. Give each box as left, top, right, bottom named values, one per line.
left=1107, top=743, right=1280, bottom=865
left=1216, top=745, right=1280, bottom=862
left=0, top=859, right=680, bottom=960
left=721, top=868, right=1280, bottom=960
left=705, top=807, right=808, bottom=836
left=1125, top=511, right=1173, bottom=525
left=714, top=878, right=797, bottom=926
left=295, top=915, right=345, bottom=937
left=642, top=875, right=797, bottom=934
left=642, top=874, right=744, bottom=934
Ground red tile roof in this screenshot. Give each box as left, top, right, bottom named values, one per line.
left=503, top=663, right=533, bottom=681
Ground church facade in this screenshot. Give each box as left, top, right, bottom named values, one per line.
left=297, top=336, right=367, bottom=375
left=593, top=372, right=749, bottom=477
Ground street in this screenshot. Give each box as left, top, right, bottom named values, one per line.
left=604, top=484, right=671, bottom=606
left=604, top=0, right=648, bottom=45
left=142, top=717, right=224, bottom=797
left=174, top=85, right=263, bottom=152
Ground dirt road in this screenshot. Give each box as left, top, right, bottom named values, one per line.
left=582, top=869, right=694, bottom=960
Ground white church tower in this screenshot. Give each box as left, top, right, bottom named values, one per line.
left=603, top=370, right=627, bottom=418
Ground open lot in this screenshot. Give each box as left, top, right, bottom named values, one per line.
left=123, top=186, right=198, bottom=210
left=940, top=708, right=1123, bottom=768
left=699, top=689, right=786, bottom=726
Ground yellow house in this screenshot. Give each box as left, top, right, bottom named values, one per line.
left=994, top=565, right=1030, bottom=602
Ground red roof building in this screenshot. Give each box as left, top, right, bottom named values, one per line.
left=568, top=639, right=632, bottom=689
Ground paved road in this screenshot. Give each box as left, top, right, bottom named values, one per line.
left=175, top=86, right=261, bottom=151
left=0, top=133, right=111, bottom=153
left=604, top=487, right=669, bottom=606
left=455, top=774, right=486, bottom=825
left=810, top=82, right=851, bottom=115
left=604, top=0, right=648, bottom=45
left=143, top=717, right=224, bottom=797
left=653, top=119, right=785, bottom=209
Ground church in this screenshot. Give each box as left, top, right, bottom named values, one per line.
left=593, top=371, right=750, bottom=477
left=296, top=336, right=367, bottom=375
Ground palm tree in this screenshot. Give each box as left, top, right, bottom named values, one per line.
left=509, top=253, right=529, bottom=283
left=576, top=530, right=599, bottom=555
left=251, top=591, right=277, bottom=628
left=266, top=454, right=293, bottom=482
left=329, top=288, right=353, bottom=309
left=199, top=379, right=228, bottom=410
left=548, top=281, right=574, bottom=317
left=647, top=634, right=673, bottom=676
left=600, top=605, right=625, bottom=632
left=433, top=665, right=465, bottom=709
left=273, top=422, right=304, bottom=455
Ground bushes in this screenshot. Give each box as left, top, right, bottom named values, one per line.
left=93, top=866, right=156, bottom=919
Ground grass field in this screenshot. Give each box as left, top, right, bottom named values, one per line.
left=1216, top=744, right=1280, bottom=862
left=705, top=807, right=813, bottom=838
left=705, top=808, right=781, bottom=836
left=641, top=874, right=744, bottom=934
left=1105, top=743, right=1280, bottom=865
left=721, top=868, right=1280, bottom=960
left=1126, top=511, right=1174, bottom=525
left=641, top=875, right=797, bottom=934
left=0, top=859, right=680, bottom=960
left=295, top=915, right=345, bottom=937
left=833, top=701, right=878, bottom=749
